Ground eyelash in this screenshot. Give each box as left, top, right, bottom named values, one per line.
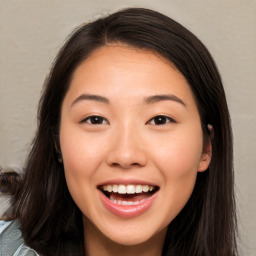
left=81, top=115, right=109, bottom=125
left=81, top=115, right=175, bottom=126
left=147, top=115, right=176, bottom=125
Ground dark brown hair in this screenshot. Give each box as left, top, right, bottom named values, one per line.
left=0, top=8, right=237, bottom=256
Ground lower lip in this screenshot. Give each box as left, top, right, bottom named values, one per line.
left=98, top=190, right=158, bottom=218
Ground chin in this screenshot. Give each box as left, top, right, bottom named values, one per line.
left=98, top=221, right=168, bottom=247
left=108, top=232, right=153, bottom=246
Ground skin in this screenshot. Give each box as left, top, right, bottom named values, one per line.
left=59, top=45, right=212, bottom=256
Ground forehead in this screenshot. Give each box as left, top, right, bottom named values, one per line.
left=64, top=45, right=196, bottom=108
left=75, top=44, right=176, bottom=78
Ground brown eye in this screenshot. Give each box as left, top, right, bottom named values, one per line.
left=148, top=115, right=175, bottom=125
left=82, top=116, right=109, bottom=125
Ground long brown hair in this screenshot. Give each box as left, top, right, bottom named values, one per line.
left=0, top=8, right=237, bottom=256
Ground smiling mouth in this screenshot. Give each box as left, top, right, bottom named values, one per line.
left=98, top=184, right=159, bottom=206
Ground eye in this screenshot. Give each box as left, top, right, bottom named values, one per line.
left=81, top=115, right=109, bottom=125
left=147, top=115, right=175, bottom=125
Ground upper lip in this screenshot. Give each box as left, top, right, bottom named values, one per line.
left=97, top=179, right=159, bottom=187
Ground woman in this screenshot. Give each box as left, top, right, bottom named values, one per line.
left=0, top=8, right=237, bottom=256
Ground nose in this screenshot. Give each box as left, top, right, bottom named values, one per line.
left=106, top=127, right=147, bottom=169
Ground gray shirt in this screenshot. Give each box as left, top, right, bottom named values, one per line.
left=0, top=220, right=39, bottom=256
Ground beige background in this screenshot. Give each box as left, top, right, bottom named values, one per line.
left=0, top=0, right=255, bottom=255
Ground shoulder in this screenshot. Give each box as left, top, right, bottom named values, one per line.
left=0, top=220, right=40, bottom=256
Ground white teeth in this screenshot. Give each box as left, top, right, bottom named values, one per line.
left=102, top=184, right=156, bottom=194
left=106, top=185, right=112, bottom=193
left=135, top=185, right=142, bottom=193
left=126, top=185, right=136, bottom=194
left=118, top=185, right=126, bottom=194
left=111, top=199, right=146, bottom=205
left=142, top=185, right=149, bottom=192
left=113, top=185, right=118, bottom=193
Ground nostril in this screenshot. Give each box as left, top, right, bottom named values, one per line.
left=111, top=162, right=141, bottom=168
left=106, top=147, right=147, bottom=168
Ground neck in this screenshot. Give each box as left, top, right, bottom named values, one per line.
left=83, top=218, right=167, bottom=256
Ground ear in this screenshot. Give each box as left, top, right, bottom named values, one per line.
left=198, top=125, right=213, bottom=172
left=52, top=129, right=63, bottom=163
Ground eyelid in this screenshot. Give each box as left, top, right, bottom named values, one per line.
left=146, top=115, right=176, bottom=125
left=80, top=115, right=109, bottom=125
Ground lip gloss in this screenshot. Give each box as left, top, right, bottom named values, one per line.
left=98, top=190, right=158, bottom=218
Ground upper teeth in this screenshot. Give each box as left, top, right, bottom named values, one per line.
left=102, top=184, right=155, bottom=194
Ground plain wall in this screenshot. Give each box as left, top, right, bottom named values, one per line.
left=0, top=0, right=255, bottom=255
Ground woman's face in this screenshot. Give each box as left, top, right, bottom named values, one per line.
left=60, top=45, right=211, bottom=246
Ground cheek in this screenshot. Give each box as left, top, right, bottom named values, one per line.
left=152, top=127, right=203, bottom=178
left=59, top=125, right=105, bottom=211
left=60, top=125, right=105, bottom=173
left=59, top=126, right=102, bottom=201
left=149, top=128, right=203, bottom=223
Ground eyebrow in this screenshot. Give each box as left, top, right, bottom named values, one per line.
left=71, top=94, right=110, bottom=107
left=144, top=94, right=186, bottom=107
left=71, top=93, right=186, bottom=108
